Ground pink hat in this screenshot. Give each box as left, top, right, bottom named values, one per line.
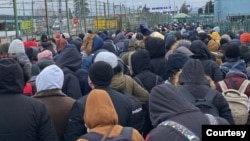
left=37, top=50, right=53, bottom=60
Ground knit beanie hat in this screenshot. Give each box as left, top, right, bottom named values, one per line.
left=93, top=51, right=118, bottom=69
left=8, top=39, right=25, bottom=54
left=240, top=32, right=250, bottom=44
left=225, top=43, right=241, bottom=58
left=89, top=61, right=114, bottom=86
left=37, top=50, right=53, bottom=60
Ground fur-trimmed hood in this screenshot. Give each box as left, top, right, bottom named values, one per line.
left=170, top=39, right=192, bottom=52
left=81, top=34, right=104, bottom=56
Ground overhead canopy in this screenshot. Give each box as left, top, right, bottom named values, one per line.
left=173, top=13, right=191, bottom=19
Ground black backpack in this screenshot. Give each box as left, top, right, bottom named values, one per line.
left=119, top=90, right=145, bottom=134
left=80, top=127, right=133, bottom=141
left=179, top=86, right=219, bottom=116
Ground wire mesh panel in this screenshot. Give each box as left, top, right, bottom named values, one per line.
left=3, top=0, right=249, bottom=43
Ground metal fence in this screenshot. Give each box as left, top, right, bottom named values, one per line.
left=1, top=0, right=250, bottom=43
left=0, top=0, right=168, bottom=43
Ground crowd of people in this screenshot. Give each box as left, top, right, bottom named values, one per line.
left=0, top=22, right=250, bottom=141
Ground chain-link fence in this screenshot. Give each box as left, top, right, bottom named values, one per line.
left=0, top=0, right=169, bottom=43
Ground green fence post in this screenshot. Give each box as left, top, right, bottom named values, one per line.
left=13, top=0, right=19, bottom=37
left=95, top=0, right=98, bottom=31
left=103, top=3, right=107, bottom=30
left=66, top=0, right=70, bottom=34
left=107, top=0, right=110, bottom=29
left=45, top=0, right=50, bottom=37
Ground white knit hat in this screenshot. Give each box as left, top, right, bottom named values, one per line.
left=94, top=52, right=118, bottom=69
left=8, top=39, right=25, bottom=54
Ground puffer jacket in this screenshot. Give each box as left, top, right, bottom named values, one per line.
left=0, top=58, right=59, bottom=141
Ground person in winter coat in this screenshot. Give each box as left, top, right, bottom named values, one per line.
left=113, top=32, right=130, bottom=56
left=178, top=59, right=234, bottom=124
left=146, top=83, right=229, bottom=141
left=0, top=58, right=59, bottom=141
left=7, top=39, right=33, bottom=96
left=33, top=65, right=75, bottom=141
left=189, top=40, right=223, bottom=82
left=165, top=52, right=189, bottom=85
left=130, top=49, right=164, bottom=93
left=40, top=34, right=56, bottom=56
left=81, top=34, right=104, bottom=71
left=220, top=43, right=243, bottom=78
left=93, top=51, right=150, bottom=104
left=64, top=61, right=132, bottom=141
left=216, top=59, right=250, bottom=97
left=165, top=39, right=192, bottom=60
left=56, top=45, right=82, bottom=99
left=144, top=37, right=168, bottom=80
left=129, top=49, right=164, bottom=137
left=77, top=89, right=144, bottom=141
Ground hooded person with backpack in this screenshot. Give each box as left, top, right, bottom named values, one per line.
left=77, top=89, right=144, bottom=141
left=177, top=58, right=234, bottom=124
left=216, top=59, right=250, bottom=125
left=146, top=83, right=229, bottom=141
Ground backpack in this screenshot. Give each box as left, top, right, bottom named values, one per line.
left=218, top=79, right=249, bottom=124
left=80, top=127, right=133, bottom=141
left=133, top=75, right=159, bottom=90
left=119, top=90, right=144, bottom=134
left=179, top=86, right=219, bottom=116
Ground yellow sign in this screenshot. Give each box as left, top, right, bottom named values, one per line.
left=21, top=20, right=33, bottom=30
left=94, top=20, right=117, bottom=29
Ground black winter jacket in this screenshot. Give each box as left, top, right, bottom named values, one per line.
left=64, top=87, right=132, bottom=141
left=0, top=58, right=59, bottom=141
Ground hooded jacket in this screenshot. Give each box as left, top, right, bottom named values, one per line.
left=190, top=40, right=223, bottom=82
left=216, top=60, right=250, bottom=98
left=0, top=58, right=59, bottom=141
left=131, top=49, right=164, bottom=93
left=56, top=46, right=82, bottom=99
left=109, top=72, right=149, bottom=104
left=64, top=87, right=132, bottom=141
left=81, top=34, right=104, bottom=71
left=34, top=65, right=75, bottom=141
left=178, top=59, right=234, bottom=124
left=145, top=37, right=168, bottom=80
left=77, top=89, right=144, bottom=141
left=146, top=83, right=229, bottom=141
